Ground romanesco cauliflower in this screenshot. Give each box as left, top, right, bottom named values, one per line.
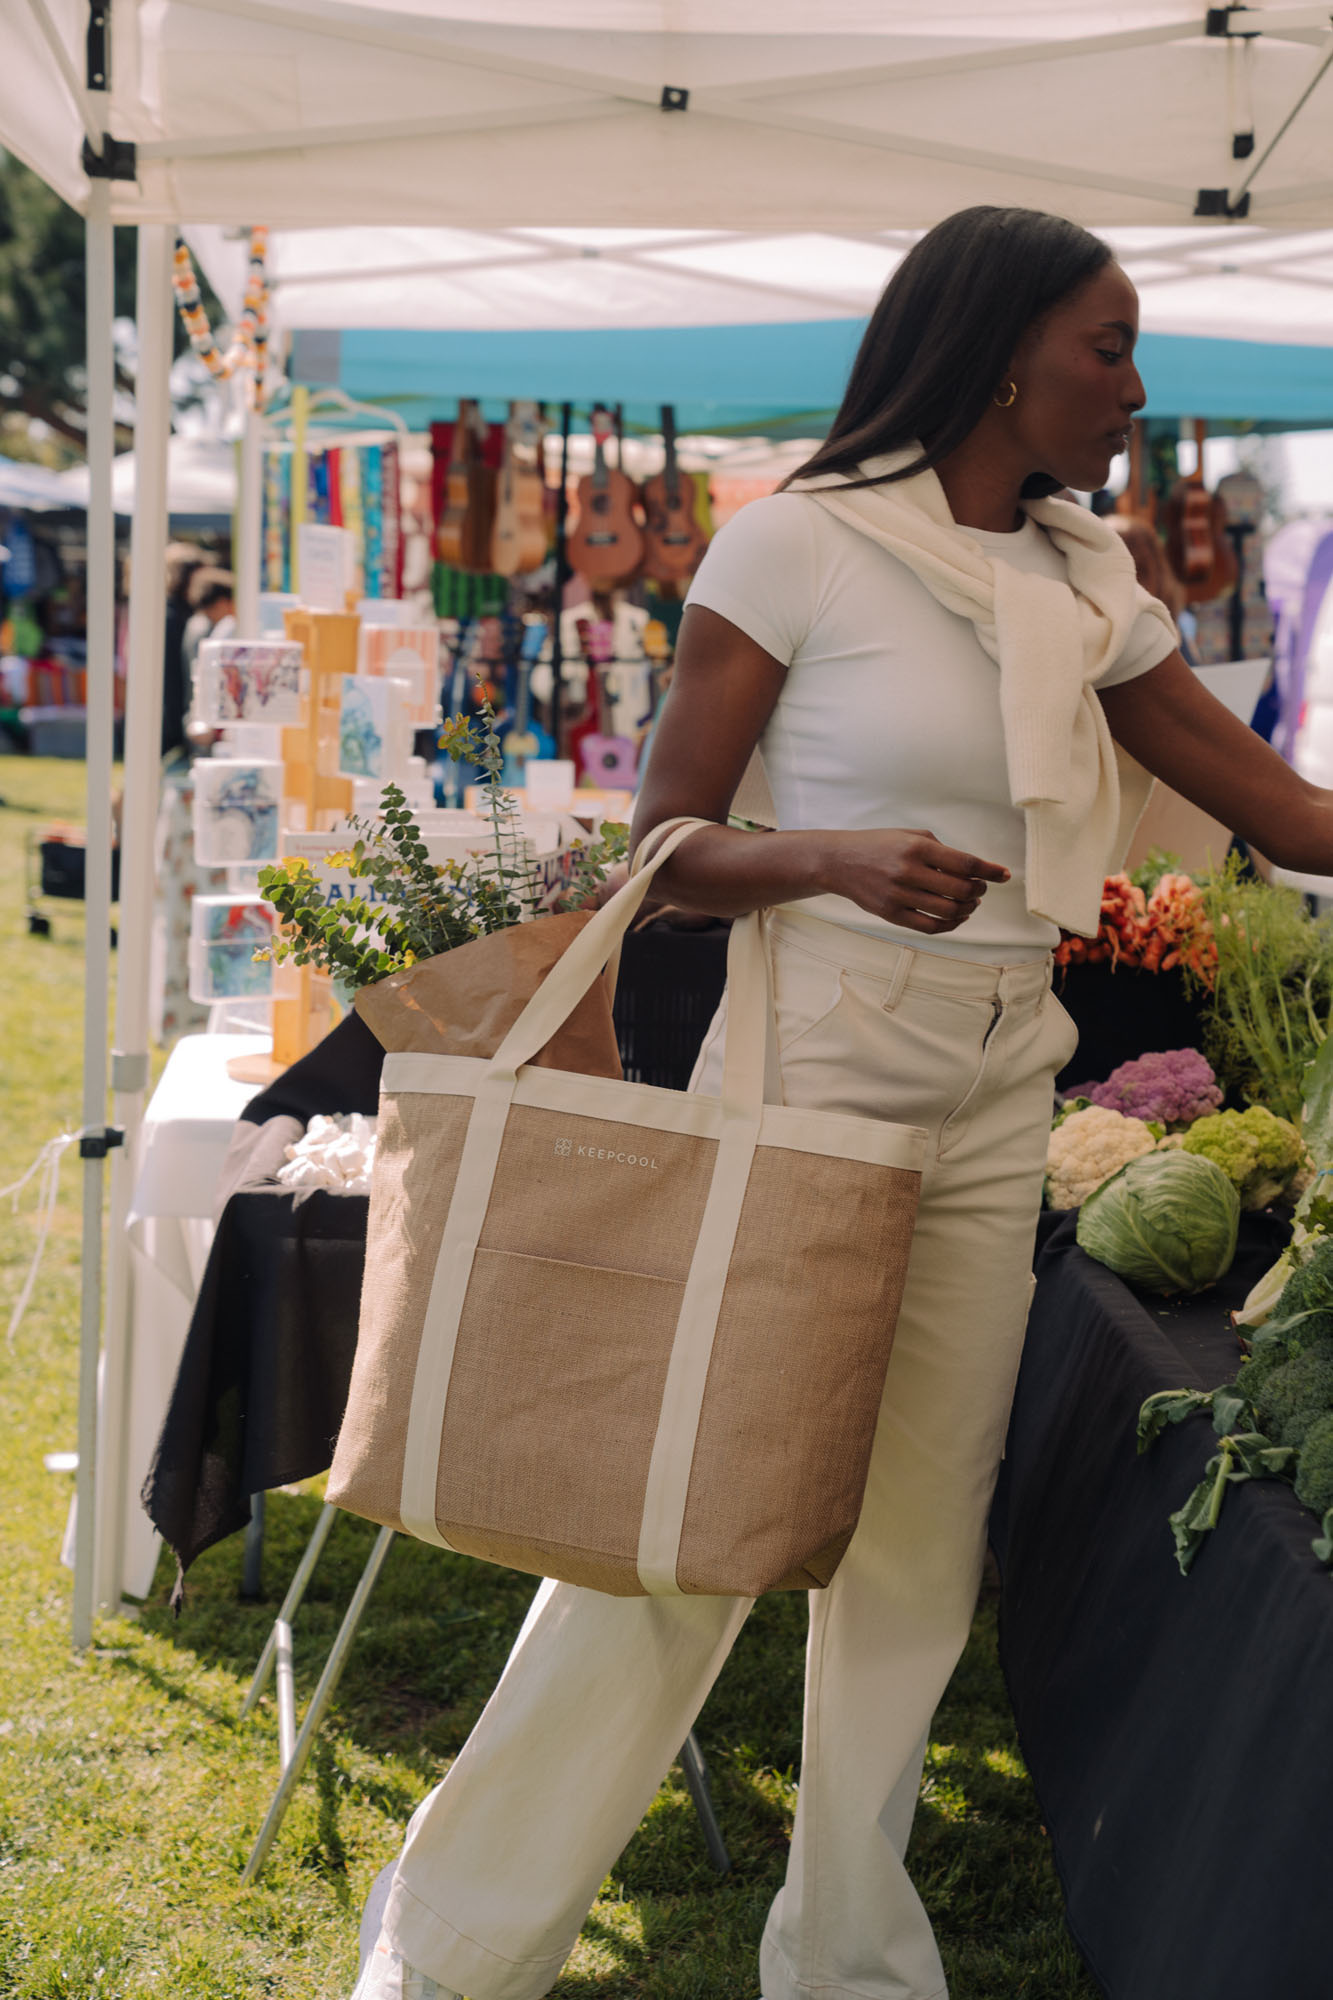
left=1181, top=1106, right=1306, bottom=1211
left=1045, top=1104, right=1157, bottom=1210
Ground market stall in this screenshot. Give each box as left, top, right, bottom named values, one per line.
left=7, top=0, right=1333, bottom=1667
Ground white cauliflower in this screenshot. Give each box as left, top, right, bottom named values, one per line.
left=1045, top=1104, right=1157, bottom=1210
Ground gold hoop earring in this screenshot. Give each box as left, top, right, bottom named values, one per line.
left=994, top=380, right=1018, bottom=409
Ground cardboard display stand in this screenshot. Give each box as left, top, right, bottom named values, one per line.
left=227, top=608, right=357, bottom=1084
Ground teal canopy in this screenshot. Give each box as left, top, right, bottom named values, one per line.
left=291, top=323, right=1333, bottom=435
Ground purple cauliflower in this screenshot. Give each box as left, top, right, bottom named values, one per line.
left=1084, top=1048, right=1223, bottom=1129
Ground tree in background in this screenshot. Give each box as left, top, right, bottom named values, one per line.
left=0, top=150, right=220, bottom=460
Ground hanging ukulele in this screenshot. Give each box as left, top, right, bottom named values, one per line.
left=436, top=401, right=476, bottom=570
left=571, top=619, right=638, bottom=790
left=500, top=620, right=557, bottom=788
left=514, top=400, right=550, bottom=574
left=489, top=404, right=547, bottom=577
left=641, top=405, right=709, bottom=583
left=1163, top=427, right=1237, bottom=606
left=490, top=407, right=525, bottom=578
left=566, top=405, right=644, bottom=587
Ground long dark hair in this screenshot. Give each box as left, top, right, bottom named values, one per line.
left=783, top=207, right=1113, bottom=499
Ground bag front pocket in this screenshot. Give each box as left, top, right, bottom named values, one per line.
left=435, top=1249, right=684, bottom=1588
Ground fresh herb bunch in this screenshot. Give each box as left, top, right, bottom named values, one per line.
left=1189, top=853, right=1333, bottom=1124
left=257, top=695, right=629, bottom=990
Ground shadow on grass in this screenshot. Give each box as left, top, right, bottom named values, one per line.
left=114, top=1495, right=1093, bottom=1996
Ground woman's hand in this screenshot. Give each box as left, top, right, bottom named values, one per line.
left=817, top=828, right=1010, bottom=934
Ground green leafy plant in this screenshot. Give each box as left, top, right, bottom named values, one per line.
left=256, top=696, right=628, bottom=989
left=1128, top=846, right=1185, bottom=898
left=1189, top=853, right=1333, bottom=1124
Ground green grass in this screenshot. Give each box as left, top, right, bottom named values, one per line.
left=0, top=758, right=1098, bottom=2000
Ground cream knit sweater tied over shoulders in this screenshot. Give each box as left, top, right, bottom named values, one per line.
left=781, top=446, right=1176, bottom=941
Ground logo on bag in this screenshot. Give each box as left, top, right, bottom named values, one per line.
left=553, top=1136, right=660, bottom=1170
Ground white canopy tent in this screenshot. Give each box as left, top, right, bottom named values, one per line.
left=0, top=456, right=77, bottom=510
left=193, top=220, right=1333, bottom=348
left=4, top=0, right=1333, bottom=1644
left=54, top=433, right=241, bottom=517
left=9, top=1, right=1333, bottom=231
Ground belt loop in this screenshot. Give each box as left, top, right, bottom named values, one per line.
left=878, top=946, right=914, bottom=1014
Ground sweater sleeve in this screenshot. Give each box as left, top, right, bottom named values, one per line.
left=684, top=494, right=818, bottom=666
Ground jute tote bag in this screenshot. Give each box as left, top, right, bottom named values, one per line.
left=328, top=818, right=927, bottom=1596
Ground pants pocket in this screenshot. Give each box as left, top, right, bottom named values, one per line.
left=1042, top=987, right=1082, bottom=1072
left=770, top=940, right=846, bottom=1059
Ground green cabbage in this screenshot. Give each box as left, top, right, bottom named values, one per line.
left=1076, top=1150, right=1240, bottom=1295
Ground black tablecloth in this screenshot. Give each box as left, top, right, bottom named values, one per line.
left=992, top=1211, right=1333, bottom=2000
left=142, top=1181, right=368, bottom=1586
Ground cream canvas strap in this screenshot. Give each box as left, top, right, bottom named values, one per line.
left=397, top=817, right=785, bottom=1592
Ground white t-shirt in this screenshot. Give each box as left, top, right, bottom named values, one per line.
left=685, top=492, right=1176, bottom=962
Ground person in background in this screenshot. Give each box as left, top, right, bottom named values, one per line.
left=1112, top=514, right=1197, bottom=663
left=162, top=543, right=205, bottom=757
left=181, top=569, right=236, bottom=704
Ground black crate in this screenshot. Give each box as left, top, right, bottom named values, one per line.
left=39, top=839, right=121, bottom=902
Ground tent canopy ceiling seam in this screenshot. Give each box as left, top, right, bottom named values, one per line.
left=120, top=0, right=1323, bottom=223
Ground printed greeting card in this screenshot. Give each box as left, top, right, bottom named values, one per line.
left=192, top=758, right=283, bottom=864
left=197, top=640, right=305, bottom=725
left=188, top=895, right=277, bottom=1002
left=337, top=676, right=411, bottom=782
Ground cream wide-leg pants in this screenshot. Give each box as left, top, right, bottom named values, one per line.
left=384, top=908, right=1079, bottom=2000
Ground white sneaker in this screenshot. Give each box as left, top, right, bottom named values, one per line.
left=350, top=1927, right=462, bottom=2000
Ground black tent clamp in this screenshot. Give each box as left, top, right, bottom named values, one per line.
left=84, top=0, right=137, bottom=180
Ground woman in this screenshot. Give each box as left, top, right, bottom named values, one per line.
left=356, top=208, right=1333, bottom=2000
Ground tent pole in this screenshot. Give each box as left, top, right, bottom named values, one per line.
left=93, top=222, right=172, bottom=1613
left=236, top=393, right=264, bottom=633
left=73, top=174, right=117, bottom=1653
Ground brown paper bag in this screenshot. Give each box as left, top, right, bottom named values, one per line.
left=353, top=910, right=622, bottom=1075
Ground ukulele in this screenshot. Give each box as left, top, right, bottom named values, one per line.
left=641, top=405, right=709, bottom=583
left=436, top=402, right=474, bottom=570
left=463, top=405, right=497, bottom=574
left=500, top=620, right=557, bottom=788
left=566, top=405, right=644, bottom=586
left=572, top=619, right=638, bottom=789
left=566, top=615, right=608, bottom=777
left=490, top=407, right=525, bottom=578
left=1163, top=423, right=1237, bottom=606
left=512, top=400, right=549, bottom=574
left=1164, top=477, right=1237, bottom=605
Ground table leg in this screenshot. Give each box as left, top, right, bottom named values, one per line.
left=241, top=1490, right=266, bottom=1600
left=242, top=1525, right=396, bottom=1884
left=679, top=1730, right=731, bottom=1875
left=241, top=1501, right=338, bottom=1717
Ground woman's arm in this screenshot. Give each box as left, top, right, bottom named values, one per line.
left=631, top=605, right=1010, bottom=932
left=1098, top=651, right=1333, bottom=873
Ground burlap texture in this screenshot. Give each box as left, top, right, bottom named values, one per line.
left=329, top=1078, right=920, bottom=1595
left=675, top=1148, right=918, bottom=1595
left=353, top=911, right=622, bottom=1076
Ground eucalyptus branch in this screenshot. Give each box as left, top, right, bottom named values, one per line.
left=256, top=700, right=624, bottom=989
